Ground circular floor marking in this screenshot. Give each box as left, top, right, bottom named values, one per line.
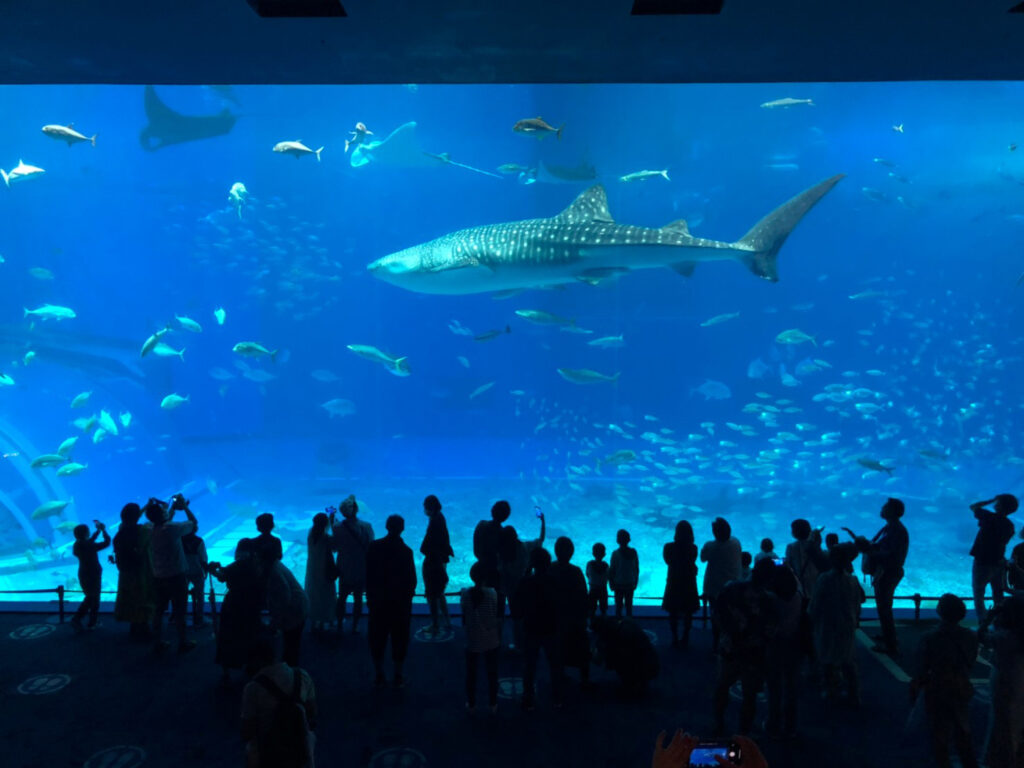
left=9, top=623, right=56, bottom=640
left=84, top=745, right=146, bottom=768
left=497, top=677, right=524, bottom=700
left=18, top=673, right=71, bottom=695
left=413, top=626, right=454, bottom=643
left=369, top=747, right=427, bottom=768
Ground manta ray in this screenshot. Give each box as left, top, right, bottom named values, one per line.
left=139, top=85, right=237, bottom=151
left=368, top=175, right=843, bottom=295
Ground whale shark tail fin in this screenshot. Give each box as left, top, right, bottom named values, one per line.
left=735, top=174, right=844, bottom=282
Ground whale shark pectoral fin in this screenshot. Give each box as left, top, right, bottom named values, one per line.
left=671, top=261, right=697, bottom=277
left=556, top=185, right=614, bottom=225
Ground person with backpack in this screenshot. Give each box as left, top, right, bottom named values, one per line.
left=242, top=635, right=317, bottom=768
left=609, top=529, right=639, bottom=618
left=330, top=495, right=373, bottom=634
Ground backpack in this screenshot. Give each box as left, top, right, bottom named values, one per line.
left=254, top=668, right=313, bottom=768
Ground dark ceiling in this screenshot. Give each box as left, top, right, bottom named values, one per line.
left=3, top=0, right=1023, bottom=85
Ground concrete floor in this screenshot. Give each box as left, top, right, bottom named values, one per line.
left=0, top=610, right=995, bottom=768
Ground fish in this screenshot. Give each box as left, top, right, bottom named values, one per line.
left=119, top=411, right=132, bottom=428
left=273, top=140, right=324, bottom=161
left=242, top=369, right=276, bottom=383
left=56, top=462, right=87, bottom=477
left=31, top=454, right=67, bottom=468
left=0, top=373, right=14, bottom=386
left=175, top=315, right=203, bottom=333
left=457, top=356, right=470, bottom=368
left=321, top=398, right=356, bottom=418
left=557, top=368, right=620, bottom=385
left=1, top=160, right=46, bottom=187
left=513, top=117, right=563, bottom=140
left=42, top=123, right=96, bottom=147
left=497, top=163, right=531, bottom=175
left=537, top=161, right=598, bottom=184
left=346, top=344, right=411, bottom=377
left=367, top=177, right=842, bottom=295
left=515, top=309, right=573, bottom=326
left=98, top=410, right=119, bottom=436
left=872, top=157, right=896, bottom=167
left=619, top=170, right=670, bottom=183
left=587, top=335, right=624, bottom=348
left=139, top=85, right=236, bottom=151
left=208, top=367, right=235, bottom=381
left=55, top=521, right=78, bottom=533
left=31, top=499, right=73, bottom=520
left=861, top=187, right=887, bottom=202
left=600, top=449, right=637, bottom=467
left=469, top=382, right=495, bottom=399
left=228, top=182, right=248, bottom=219
left=24, top=304, right=75, bottom=321
left=473, top=326, right=511, bottom=342
left=160, top=393, right=190, bottom=410
left=775, top=328, right=816, bottom=346
left=857, top=457, right=894, bottom=475
left=233, top=342, right=278, bottom=360
left=700, top=312, right=740, bottom=327
left=214, top=307, right=227, bottom=325
left=760, top=97, right=814, bottom=108
left=28, top=267, right=55, bottom=280
left=694, top=379, right=732, bottom=400
left=140, top=326, right=172, bottom=357
left=57, top=437, right=78, bottom=457
left=152, top=342, right=185, bottom=361
left=344, top=122, right=373, bottom=153
left=310, top=369, right=339, bottom=382
left=72, top=416, right=97, bottom=432
left=892, top=123, right=904, bottom=133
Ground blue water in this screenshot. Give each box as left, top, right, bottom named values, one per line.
left=1, top=83, right=1022, bottom=605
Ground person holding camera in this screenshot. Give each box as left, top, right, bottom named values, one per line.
left=146, top=494, right=198, bottom=654
left=71, top=518, right=111, bottom=631
left=851, top=497, right=910, bottom=657
left=969, top=494, right=1018, bottom=625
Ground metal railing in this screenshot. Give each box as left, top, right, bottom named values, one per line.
left=0, top=585, right=970, bottom=625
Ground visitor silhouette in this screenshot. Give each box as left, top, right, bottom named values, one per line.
left=366, top=515, right=416, bottom=688
left=662, top=521, right=699, bottom=649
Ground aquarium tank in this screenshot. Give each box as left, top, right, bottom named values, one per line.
left=0, top=82, right=1021, bottom=608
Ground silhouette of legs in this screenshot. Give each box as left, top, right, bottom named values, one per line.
left=872, top=569, right=903, bottom=654
left=972, top=562, right=1005, bottom=625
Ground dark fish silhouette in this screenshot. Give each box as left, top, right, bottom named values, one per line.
left=139, top=85, right=237, bottom=151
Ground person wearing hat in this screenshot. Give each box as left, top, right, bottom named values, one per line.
left=852, top=497, right=910, bottom=657
left=330, top=495, right=374, bottom=634
left=910, top=594, right=978, bottom=768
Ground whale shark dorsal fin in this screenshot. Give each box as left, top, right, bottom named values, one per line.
left=556, top=185, right=614, bottom=225
left=662, top=219, right=690, bottom=235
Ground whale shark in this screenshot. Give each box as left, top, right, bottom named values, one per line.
left=368, top=175, right=843, bottom=295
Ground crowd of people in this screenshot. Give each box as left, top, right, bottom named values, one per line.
left=67, top=490, right=1024, bottom=768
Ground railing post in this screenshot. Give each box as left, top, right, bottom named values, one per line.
left=913, top=593, right=922, bottom=621
left=57, top=585, right=65, bottom=624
